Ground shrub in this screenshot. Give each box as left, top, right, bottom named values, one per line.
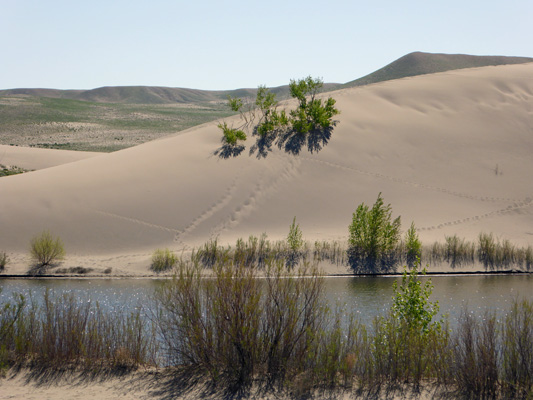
left=289, top=76, right=339, bottom=134
left=348, top=193, right=401, bottom=273
left=405, top=222, right=421, bottom=268
left=286, top=217, right=304, bottom=268
left=0, top=252, right=8, bottom=272
left=29, top=231, right=66, bottom=269
left=154, top=260, right=328, bottom=392
left=151, top=248, right=178, bottom=272
left=218, top=122, right=246, bottom=146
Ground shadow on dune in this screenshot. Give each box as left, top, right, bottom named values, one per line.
left=245, top=125, right=335, bottom=159
left=214, top=143, right=246, bottom=159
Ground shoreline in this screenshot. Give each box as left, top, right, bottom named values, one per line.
left=1, top=268, right=532, bottom=280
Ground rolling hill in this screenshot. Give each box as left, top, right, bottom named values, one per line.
left=343, top=52, right=533, bottom=88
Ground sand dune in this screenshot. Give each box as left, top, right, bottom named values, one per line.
left=0, top=145, right=100, bottom=171
left=1, top=63, right=532, bottom=273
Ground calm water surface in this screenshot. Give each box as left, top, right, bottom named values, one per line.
left=1, top=275, right=532, bottom=326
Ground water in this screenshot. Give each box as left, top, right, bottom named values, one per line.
left=1, top=275, right=532, bottom=326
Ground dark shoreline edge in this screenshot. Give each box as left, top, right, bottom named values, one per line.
left=1, top=269, right=532, bottom=280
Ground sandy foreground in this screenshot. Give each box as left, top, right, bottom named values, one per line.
left=0, top=368, right=440, bottom=400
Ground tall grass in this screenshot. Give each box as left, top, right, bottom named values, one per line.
left=0, top=289, right=155, bottom=370
left=5, top=266, right=533, bottom=397
left=191, top=232, right=532, bottom=274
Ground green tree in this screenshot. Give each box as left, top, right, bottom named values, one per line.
left=392, top=262, right=440, bottom=333
left=348, top=193, right=401, bottom=273
left=289, top=76, right=339, bottom=134
left=405, top=222, right=422, bottom=268
left=255, top=86, right=288, bottom=137
left=286, top=217, right=304, bottom=268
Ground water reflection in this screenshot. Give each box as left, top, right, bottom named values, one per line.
left=1, top=275, right=532, bottom=327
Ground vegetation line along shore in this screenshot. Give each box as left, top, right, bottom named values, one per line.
left=2, top=261, right=533, bottom=398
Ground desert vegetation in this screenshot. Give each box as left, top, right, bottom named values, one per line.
left=29, top=231, right=66, bottom=274
left=0, top=164, right=27, bottom=177
left=3, top=261, right=533, bottom=397
left=150, top=248, right=178, bottom=273
left=0, top=252, right=8, bottom=272
left=216, top=76, right=339, bottom=158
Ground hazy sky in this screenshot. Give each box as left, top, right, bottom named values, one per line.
left=1, top=0, right=531, bottom=90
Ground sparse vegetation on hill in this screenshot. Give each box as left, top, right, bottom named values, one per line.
left=343, top=51, right=533, bottom=88
left=0, top=95, right=235, bottom=152
left=216, top=76, right=339, bottom=158
left=0, top=164, right=27, bottom=177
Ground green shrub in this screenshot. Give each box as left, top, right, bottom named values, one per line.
left=29, top=231, right=65, bottom=269
left=405, top=222, right=422, bottom=269
left=0, top=252, right=8, bottom=272
left=218, top=122, right=246, bottom=146
left=289, top=77, right=339, bottom=134
left=348, top=193, right=401, bottom=273
left=151, top=248, right=178, bottom=272
left=286, top=217, right=304, bottom=268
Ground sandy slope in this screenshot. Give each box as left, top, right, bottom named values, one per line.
left=1, top=63, right=532, bottom=274
left=0, top=145, right=100, bottom=171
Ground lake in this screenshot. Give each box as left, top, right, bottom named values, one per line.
left=1, top=274, right=532, bottom=326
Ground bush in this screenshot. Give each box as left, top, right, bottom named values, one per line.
left=289, top=76, right=339, bottom=134
left=405, top=222, right=421, bottom=269
left=348, top=193, right=401, bottom=273
left=29, top=231, right=65, bottom=269
left=218, top=122, right=246, bottom=146
left=154, top=260, right=328, bottom=392
left=286, top=217, right=304, bottom=268
left=151, top=248, right=178, bottom=272
left=0, top=252, right=7, bottom=272
left=217, top=77, right=339, bottom=158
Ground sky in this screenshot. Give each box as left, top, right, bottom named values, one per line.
left=1, top=0, right=532, bottom=91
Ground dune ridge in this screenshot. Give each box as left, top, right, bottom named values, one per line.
left=1, top=62, right=532, bottom=273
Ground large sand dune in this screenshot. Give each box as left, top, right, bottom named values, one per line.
left=1, top=63, right=532, bottom=273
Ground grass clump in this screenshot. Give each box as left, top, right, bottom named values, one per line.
left=29, top=231, right=65, bottom=272
left=150, top=248, right=178, bottom=272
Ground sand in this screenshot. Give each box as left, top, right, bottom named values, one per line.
left=1, top=63, right=533, bottom=277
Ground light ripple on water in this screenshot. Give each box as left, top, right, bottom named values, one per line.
left=1, top=275, right=532, bottom=327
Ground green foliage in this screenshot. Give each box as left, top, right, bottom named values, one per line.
left=217, top=76, right=339, bottom=157
left=218, top=122, right=246, bottom=146
left=289, top=77, right=339, bottom=134
left=392, top=263, right=440, bottom=333
left=227, top=95, right=243, bottom=112
left=405, top=222, right=422, bottom=268
left=286, top=217, right=304, bottom=268
left=29, top=231, right=66, bottom=269
left=0, top=165, right=27, bottom=177
left=348, top=193, right=401, bottom=273
left=151, top=248, right=178, bottom=272
left=0, top=252, right=7, bottom=271
left=287, top=217, right=304, bottom=253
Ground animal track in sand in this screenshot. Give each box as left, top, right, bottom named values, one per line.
left=300, top=157, right=520, bottom=203
left=90, top=209, right=180, bottom=234
left=418, top=198, right=533, bottom=231
left=210, top=155, right=302, bottom=237
left=173, top=178, right=239, bottom=247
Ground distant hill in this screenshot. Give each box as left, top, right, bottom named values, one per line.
left=1, top=52, right=532, bottom=104
left=343, top=52, right=533, bottom=88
